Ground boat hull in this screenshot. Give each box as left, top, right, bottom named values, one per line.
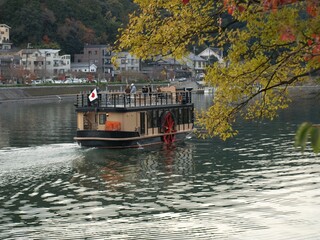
left=74, top=130, right=191, bottom=149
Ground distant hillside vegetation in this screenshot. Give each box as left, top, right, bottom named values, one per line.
left=0, top=0, right=136, bottom=55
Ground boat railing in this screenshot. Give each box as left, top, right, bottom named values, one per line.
left=75, top=91, right=192, bottom=108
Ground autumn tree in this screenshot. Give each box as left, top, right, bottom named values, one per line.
left=116, top=0, right=320, bottom=141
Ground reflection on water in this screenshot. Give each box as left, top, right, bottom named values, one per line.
left=72, top=144, right=194, bottom=192
left=0, top=95, right=320, bottom=239
left=0, top=100, right=76, bottom=148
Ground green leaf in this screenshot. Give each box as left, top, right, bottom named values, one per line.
left=310, top=127, right=320, bottom=153
left=295, top=122, right=312, bottom=151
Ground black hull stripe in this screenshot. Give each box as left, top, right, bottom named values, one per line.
left=74, top=130, right=192, bottom=141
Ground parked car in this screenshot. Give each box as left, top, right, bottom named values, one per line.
left=64, top=78, right=73, bottom=84
left=31, top=80, right=42, bottom=85
left=177, top=77, right=187, bottom=82
left=72, top=78, right=81, bottom=83
left=44, top=78, right=54, bottom=84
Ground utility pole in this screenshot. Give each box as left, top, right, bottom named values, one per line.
left=25, top=43, right=32, bottom=83
left=193, top=46, right=197, bottom=79
left=44, top=51, right=47, bottom=81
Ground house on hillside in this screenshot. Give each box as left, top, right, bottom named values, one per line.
left=0, top=24, right=12, bottom=50
left=198, top=47, right=224, bottom=65
left=74, top=44, right=114, bottom=79
left=113, top=52, right=140, bottom=73
left=71, top=62, right=97, bottom=73
left=141, top=53, right=208, bottom=81
left=0, top=24, right=19, bottom=82
left=18, top=49, right=71, bottom=78
left=140, top=56, right=190, bottom=81
left=181, top=52, right=207, bottom=77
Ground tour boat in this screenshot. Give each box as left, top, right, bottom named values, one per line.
left=74, top=86, right=194, bottom=149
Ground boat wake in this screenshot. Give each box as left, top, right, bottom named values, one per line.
left=0, top=143, right=84, bottom=186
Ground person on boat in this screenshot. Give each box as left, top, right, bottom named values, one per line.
left=155, top=86, right=162, bottom=102
left=125, top=85, right=130, bottom=94
left=130, top=83, right=136, bottom=94
left=148, top=84, right=152, bottom=96
left=142, top=85, right=148, bottom=98
left=130, top=83, right=136, bottom=103
left=125, top=85, right=131, bottom=103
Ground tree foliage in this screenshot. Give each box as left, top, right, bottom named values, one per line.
left=116, top=0, right=320, bottom=140
left=295, top=122, right=320, bottom=152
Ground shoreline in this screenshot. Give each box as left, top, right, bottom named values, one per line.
left=0, top=85, right=96, bottom=103
left=0, top=82, right=187, bottom=103
left=0, top=84, right=319, bottom=103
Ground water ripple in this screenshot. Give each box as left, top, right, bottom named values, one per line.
left=1, top=106, right=320, bottom=239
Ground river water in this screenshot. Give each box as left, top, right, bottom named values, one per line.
left=0, top=93, right=319, bottom=239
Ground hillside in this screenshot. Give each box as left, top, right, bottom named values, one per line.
left=0, top=0, right=136, bottom=55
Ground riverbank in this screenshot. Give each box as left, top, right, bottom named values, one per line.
left=0, top=85, right=96, bottom=102
left=0, top=83, right=319, bottom=103
left=0, top=82, right=199, bottom=103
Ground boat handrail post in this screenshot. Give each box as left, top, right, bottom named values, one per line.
left=76, top=94, right=78, bottom=107
left=86, top=93, right=89, bottom=106
left=138, top=93, right=142, bottom=107
left=98, top=93, right=101, bottom=107
left=149, top=94, right=152, bottom=106
left=123, top=93, right=127, bottom=108
left=116, top=93, right=119, bottom=106
left=113, top=94, right=116, bottom=107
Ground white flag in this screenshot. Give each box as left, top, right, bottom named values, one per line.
left=89, top=88, right=98, bottom=102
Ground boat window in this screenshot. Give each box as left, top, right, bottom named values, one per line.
left=153, top=110, right=158, bottom=127
left=158, top=110, right=163, bottom=127
left=178, top=109, right=183, bottom=124
left=172, top=109, right=178, bottom=124
left=189, top=107, right=194, bottom=123
left=183, top=108, right=188, bottom=124
left=156, top=110, right=163, bottom=127
left=147, top=111, right=152, bottom=128
left=140, top=112, right=146, bottom=134
left=99, top=114, right=106, bottom=125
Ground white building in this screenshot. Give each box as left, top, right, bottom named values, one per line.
left=18, top=49, right=71, bottom=78
left=181, top=52, right=207, bottom=75
left=0, top=24, right=12, bottom=50
left=114, top=52, right=140, bottom=74
left=198, top=47, right=224, bottom=65
left=71, top=62, right=97, bottom=73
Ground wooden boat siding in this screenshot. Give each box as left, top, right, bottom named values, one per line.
left=77, top=111, right=143, bottom=132
left=76, top=108, right=193, bottom=136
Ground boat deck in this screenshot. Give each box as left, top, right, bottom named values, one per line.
left=75, top=90, right=193, bottom=111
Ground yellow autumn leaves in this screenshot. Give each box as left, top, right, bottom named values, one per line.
left=116, top=0, right=320, bottom=140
